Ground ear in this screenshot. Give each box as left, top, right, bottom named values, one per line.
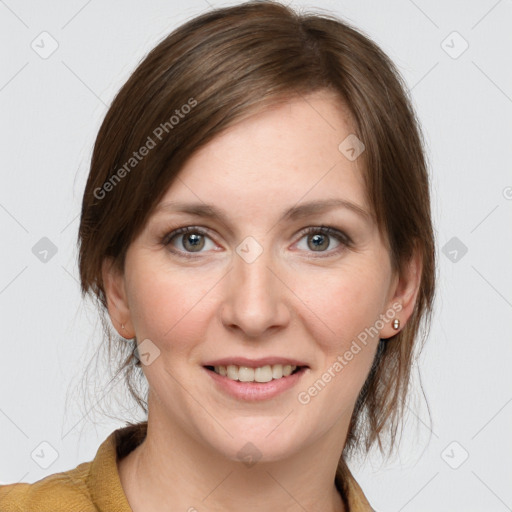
left=379, top=243, right=423, bottom=339
left=102, top=257, right=135, bottom=339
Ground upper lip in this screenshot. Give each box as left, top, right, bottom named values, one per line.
left=203, top=357, right=309, bottom=368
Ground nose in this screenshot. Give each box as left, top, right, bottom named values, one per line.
left=220, top=245, right=290, bottom=339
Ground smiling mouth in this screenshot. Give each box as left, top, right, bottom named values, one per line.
left=204, top=364, right=305, bottom=383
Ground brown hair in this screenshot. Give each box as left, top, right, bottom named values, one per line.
left=77, top=0, right=436, bottom=462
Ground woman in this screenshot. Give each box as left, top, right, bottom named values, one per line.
left=0, top=1, right=435, bottom=510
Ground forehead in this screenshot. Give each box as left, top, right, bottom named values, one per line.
left=155, top=91, right=369, bottom=221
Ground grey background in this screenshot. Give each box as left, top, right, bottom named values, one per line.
left=1, top=1, right=511, bottom=511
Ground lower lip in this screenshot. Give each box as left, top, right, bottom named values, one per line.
left=204, top=366, right=308, bottom=401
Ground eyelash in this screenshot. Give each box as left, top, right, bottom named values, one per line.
left=161, top=225, right=353, bottom=260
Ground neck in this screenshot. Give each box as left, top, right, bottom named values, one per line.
left=118, top=408, right=348, bottom=512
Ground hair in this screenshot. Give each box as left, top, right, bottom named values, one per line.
left=76, top=0, right=436, bottom=468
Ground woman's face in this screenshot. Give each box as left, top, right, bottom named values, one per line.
left=105, top=90, right=417, bottom=463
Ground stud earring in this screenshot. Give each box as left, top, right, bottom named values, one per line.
left=392, top=319, right=400, bottom=330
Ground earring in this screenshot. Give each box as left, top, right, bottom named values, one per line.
left=121, top=323, right=125, bottom=330
left=392, top=319, right=400, bottom=330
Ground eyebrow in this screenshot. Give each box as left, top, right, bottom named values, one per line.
left=153, top=198, right=372, bottom=226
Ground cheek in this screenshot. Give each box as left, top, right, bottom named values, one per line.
left=126, top=259, right=217, bottom=347
left=295, top=262, right=389, bottom=351
left=295, top=267, right=385, bottom=414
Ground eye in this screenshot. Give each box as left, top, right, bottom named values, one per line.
left=294, top=226, right=352, bottom=257
left=162, top=226, right=217, bottom=258
left=162, top=225, right=352, bottom=259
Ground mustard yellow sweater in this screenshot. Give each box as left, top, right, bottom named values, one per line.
left=0, top=422, right=374, bottom=511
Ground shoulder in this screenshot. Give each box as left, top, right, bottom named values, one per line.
left=0, top=423, right=146, bottom=512
left=336, top=458, right=376, bottom=512
left=0, top=461, right=96, bottom=512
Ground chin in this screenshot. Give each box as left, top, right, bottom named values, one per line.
left=203, top=420, right=307, bottom=464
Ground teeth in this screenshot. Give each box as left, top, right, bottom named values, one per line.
left=226, top=365, right=239, bottom=380
left=255, top=366, right=272, bottom=383
left=213, top=364, right=298, bottom=382
left=238, top=366, right=255, bottom=382
left=272, top=365, right=283, bottom=379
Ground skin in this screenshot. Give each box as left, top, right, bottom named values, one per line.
left=103, top=89, right=422, bottom=512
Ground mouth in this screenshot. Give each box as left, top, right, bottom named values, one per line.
left=203, top=363, right=309, bottom=401
left=201, top=356, right=310, bottom=401
left=203, top=363, right=305, bottom=383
